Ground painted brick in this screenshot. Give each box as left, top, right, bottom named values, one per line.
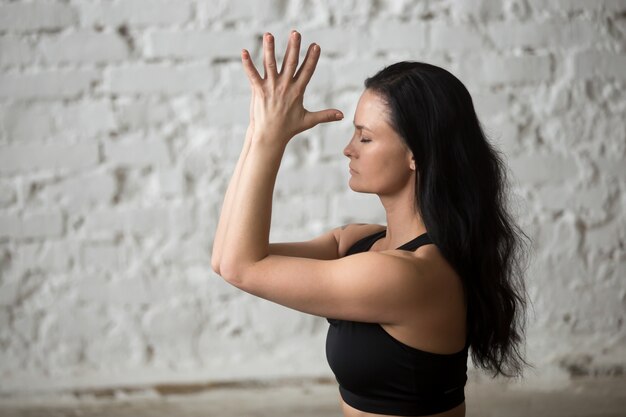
left=482, top=120, right=520, bottom=157
left=157, top=168, right=185, bottom=197
left=330, top=192, right=386, bottom=225
left=39, top=30, right=129, bottom=64
left=573, top=51, right=626, bottom=79
left=29, top=171, right=117, bottom=208
left=586, top=219, right=624, bottom=251
left=113, top=98, right=173, bottom=131
left=54, top=100, right=117, bottom=139
left=303, top=28, right=368, bottom=55
left=472, top=91, right=510, bottom=119
left=460, top=54, right=552, bottom=86
left=0, top=181, right=17, bottom=208
left=147, top=31, right=252, bottom=60
left=508, top=153, right=580, bottom=184
left=79, top=0, right=193, bottom=27
left=0, top=3, right=77, bottom=31
left=0, top=213, right=20, bottom=238
left=526, top=0, right=626, bottom=14
left=0, top=210, right=64, bottom=239
left=2, top=103, right=57, bottom=142
left=141, top=303, right=199, bottom=363
left=536, top=183, right=610, bottom=213
left=103, top=135, right=171, bottom=168
left=127, top=205, right=176, bottom=236
left=0, top=36, right=37, bottom=66
left=169, top=202, right=196, bottom=237
left=0, top=70, right=99, bottom=99
left=196, top=0, right=286, bottom=23
left=0, top=142, right=99, bottom=174
left=2, top=101, right=115, bottom=142
left=17, top=240, right=76, bottom=273
left=21, top=211, right=64, bottom=239
left=593, top=157, right=625, bottom=179
left=81, top=209, right=125, bottom=237
left=450, top=0, right=504, bottom=21
left=275, top=162, right=347, bottom=197
left=203, top=97, right=249, bottom=127
left=488, top=20, right=606, bottom=50
left=83, top=207, right=170, bottom=236
left=430, top=22, right=484, bottom=51
left=160, top=236, right=211, bottom=266
left=271, top=194, right=327, bottom=229
left=82, top=243, right=128, bottom=271
left=333, top=58, right=389, bottom=90
left=105, top=64, right=216, bottom=95
left=369, top=21, right=428, bottom=52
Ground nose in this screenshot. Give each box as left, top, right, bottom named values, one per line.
left=343, top=138, right=355, bottom=158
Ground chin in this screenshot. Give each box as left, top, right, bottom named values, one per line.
left=348, top=181, right=372, bottom=194
left=348, top=178, right=361, bottom=192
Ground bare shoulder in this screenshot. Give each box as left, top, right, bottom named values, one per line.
left=337, top=223, right=386, bottom=258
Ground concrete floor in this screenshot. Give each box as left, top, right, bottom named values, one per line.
left=1, top=376, right=625, bottom=417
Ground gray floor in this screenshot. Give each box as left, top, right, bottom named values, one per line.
left=1, top=376, right=625, bottom=417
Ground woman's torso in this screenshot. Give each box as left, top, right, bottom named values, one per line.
left=329, top=224, right=468, bottom=417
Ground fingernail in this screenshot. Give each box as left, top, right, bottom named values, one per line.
left=335, top=113, right=344, bottom=120
left=313, top=44, right=319, bottom=52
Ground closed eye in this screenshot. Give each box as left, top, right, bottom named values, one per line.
left=360, top=138, right=371, bottom=143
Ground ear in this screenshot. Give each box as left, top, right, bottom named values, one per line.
left=410, top=156, right=416, bottom=171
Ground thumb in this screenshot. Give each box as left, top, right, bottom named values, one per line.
left=304, top=109, right=344, bottom=129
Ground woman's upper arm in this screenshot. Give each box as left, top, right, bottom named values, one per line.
left=268, top=227, right=341, bottom=259
left=268, top=223, right=386, bottom=260
left=226, top=251, right=427, bottom=325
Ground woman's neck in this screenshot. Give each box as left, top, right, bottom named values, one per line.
left=378, top=192, right=427, bottom=250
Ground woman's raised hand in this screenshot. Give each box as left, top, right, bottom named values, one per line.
left=241, top=30, right=344, bottom=147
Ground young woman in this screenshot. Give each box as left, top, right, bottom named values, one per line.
left=211, top=30, right=532, bottom=417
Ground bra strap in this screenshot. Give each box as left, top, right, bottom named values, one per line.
left=397, top=232, right=432, bottom=251
left=346, top=230, right=386, bottom=256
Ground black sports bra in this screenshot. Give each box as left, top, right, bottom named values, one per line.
left=325, top=229, right=469, bottom=416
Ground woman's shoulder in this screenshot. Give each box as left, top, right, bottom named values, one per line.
left=337, top=223, right=386, bottom=258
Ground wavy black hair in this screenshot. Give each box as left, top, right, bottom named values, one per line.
left=364, top=61, right=534, bottom=378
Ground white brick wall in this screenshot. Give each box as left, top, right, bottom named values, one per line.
left=0, top=0, right=624, bottom=395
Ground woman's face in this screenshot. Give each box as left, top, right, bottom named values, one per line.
left=343, top=89, right=415, bottom=196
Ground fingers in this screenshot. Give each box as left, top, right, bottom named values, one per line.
left=245, top=32, right=318, bottom=88
left=279, top=30, right=301, bottom=78
left=303, top=108, right=344, bottom=130
left=294, top=43, right=320, bottom=90
left=263, top=33, right=278, bottom=83
left=245, top=31, right=321, bottom=98
left=241, top=49, right=262, bottom=88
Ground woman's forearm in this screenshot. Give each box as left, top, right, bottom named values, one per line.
left=211, top=126, right=254, bottom=272
left=215, top=31, right=341, bottom=278
left=218, top=138, right=286, bottom=278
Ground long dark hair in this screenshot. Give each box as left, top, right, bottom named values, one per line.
left=364, top=61, right=534, bottom=378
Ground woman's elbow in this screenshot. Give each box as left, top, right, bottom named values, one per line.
left=211, top=254, right=238, bottom=282
left=213, top=258, right=246, bottom=287
left=211, top=258, right=222, bottom=276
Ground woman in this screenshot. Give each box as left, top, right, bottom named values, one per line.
left=211, top=30, right=532, bottom=417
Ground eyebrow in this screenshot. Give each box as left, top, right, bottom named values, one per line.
left=353, top=121, right=374, bottom=133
